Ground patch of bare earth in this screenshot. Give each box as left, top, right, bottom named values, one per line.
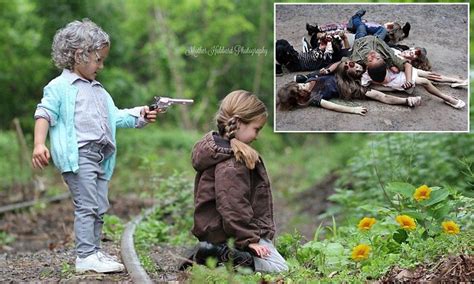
left=0, top=194, right=152, bottom=283
left=378, top=254, right=474, bottom=283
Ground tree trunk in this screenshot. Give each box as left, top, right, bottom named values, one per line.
left=252, top=0, right=268, bottom=95
left=152, top=7, right=193, bottom=130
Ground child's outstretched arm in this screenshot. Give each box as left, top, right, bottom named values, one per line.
left=32, top=118, right=50, bottom=169
left=320, top=60, right=341, bottom=75
left=402, top=62, right=414, bottom=89
left=320, top=99, right=367, bottom=115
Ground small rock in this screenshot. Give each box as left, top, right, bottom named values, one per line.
left=396, top=269, right=414, bottom=280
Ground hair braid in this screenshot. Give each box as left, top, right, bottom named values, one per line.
left=225, top=116, right=240, bottom=139
left=216, top=90, right=267, bottom=169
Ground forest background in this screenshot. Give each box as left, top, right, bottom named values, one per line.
left=0, top=0, right=472, bottom=282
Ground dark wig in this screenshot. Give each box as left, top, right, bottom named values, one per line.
left=277, top=82, right=311, bottom=111
left=334, top=59, right=368, bottom=100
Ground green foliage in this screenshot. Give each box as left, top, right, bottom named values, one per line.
left=329, top=134, right=474, bottom=221
left=111, top=127, right=199, bottom=194
left=0, top=0, right=50, bottom=130
left=276, top=230, right=304, bottom=259
left=0, top=230, right=15, bottom=246
left=134, top=170, right=194, bottom=273
left=0, top=131, right=27, bottom=188
left=59, top=261, right=74, bottom=278
left=262, top=133, right=368, bottom=197
left=265, top=185, right=471, bottom=282
left=1, top=0, right=274, bottom=132
left=189, top=264, right=264, bottom=284
left=102, top=215, right=125, bottom=242
left=135, top=170, right=195, bottom=245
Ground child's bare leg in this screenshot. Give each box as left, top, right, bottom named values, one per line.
left=417, top=70, right=467, bottom=86
left=365, top=89, right=421, bottom=106
left=416, top=77, right=460, bottom=105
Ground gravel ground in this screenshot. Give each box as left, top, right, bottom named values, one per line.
left=275, top=4, right=469, bottom=131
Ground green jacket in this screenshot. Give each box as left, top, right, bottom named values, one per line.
left=350, top=36, right=407, bottom=70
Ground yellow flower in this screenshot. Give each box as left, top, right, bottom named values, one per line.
left=442, top=221, right=460, bottom=235
left=357, top=217, right=376, bottom=231
left=413, top=185, right=432, bottom=201
left=396, top=215, right=416, bottom=230
left=351, top=244, right=371, bottom=261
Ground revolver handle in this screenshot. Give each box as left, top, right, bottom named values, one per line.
left=144, top=104, right=156, bottom=119
left=144, top=104, right=168, bottom=119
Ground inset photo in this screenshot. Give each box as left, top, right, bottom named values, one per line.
left=274, top=3, right=469, bottom=132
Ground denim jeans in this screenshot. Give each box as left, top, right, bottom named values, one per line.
left=63, top=142, right=110, bottom=258
left=350, top=15, right=387, bottom=40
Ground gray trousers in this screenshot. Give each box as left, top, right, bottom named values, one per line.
left=63, top=143, right=110, bottom=258
left=253, top=238, right=288, bottom=273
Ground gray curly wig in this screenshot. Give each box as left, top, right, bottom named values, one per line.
left=51, top=19, right=110, bottom=70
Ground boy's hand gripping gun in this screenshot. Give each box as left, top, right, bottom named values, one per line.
left=146, top=96, right=194, bottom=115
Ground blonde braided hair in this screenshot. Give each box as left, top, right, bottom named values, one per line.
left=216, top=90, right=267, bottom=169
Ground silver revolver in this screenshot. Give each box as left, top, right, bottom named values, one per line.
left=148, top=96, right=194, bottom=114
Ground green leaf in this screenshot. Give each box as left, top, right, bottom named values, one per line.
left=393, top=229, right=408, bottom=244
left=422, top=188, right=450, bottom=206
left=386, top=182, right=416, bottom=199
left=430, top=204, right=452, bottom=220
left=401, top=210, right=428, bottom=221
left=421, top=230, right=429, bottom=240
left=325, top=243, right=344, bottom=256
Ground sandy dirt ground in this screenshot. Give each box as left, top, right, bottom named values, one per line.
left=275, top=4, right=469, bottom=132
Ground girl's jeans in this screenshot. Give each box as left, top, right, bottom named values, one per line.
left=63, top=143, right=110, bottom=259
left=253, top=238, right=289, bottom=273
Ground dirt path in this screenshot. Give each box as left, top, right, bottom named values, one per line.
left=275, top=4, right=468, bottom=131
left=0, top=195, right=152, bottom=283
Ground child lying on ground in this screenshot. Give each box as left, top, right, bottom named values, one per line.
left=277, top=59, right=421, bottom=115
left=363, top=53, right=466, bottom=109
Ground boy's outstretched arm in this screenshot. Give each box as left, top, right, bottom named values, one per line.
left=32, top=118, right=50, bottom=169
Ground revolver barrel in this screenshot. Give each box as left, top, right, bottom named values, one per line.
left=149, top=96, right=194, bottom=111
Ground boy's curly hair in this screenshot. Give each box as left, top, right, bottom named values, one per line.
left=52, top=18, right=110, bottom=70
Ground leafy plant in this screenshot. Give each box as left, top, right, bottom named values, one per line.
left=59, top=262, right=74, bottom=278
left=102, top=215, right=125, bottom=242
left=329, top=134, right=474, bottom=222
left=134, top=171, right=194, bottom=273
left=0, top=231, right=15, bottom=246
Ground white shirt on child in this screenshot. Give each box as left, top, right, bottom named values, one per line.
left=361, top=68, right=418, bottom=91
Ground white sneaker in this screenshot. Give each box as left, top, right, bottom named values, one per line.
left=97, top=250, right=119, bottom=263
left=76, top=252, right=125, bottom=273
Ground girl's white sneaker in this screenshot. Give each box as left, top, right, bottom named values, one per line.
left=75, top=252, right=125, bottom=273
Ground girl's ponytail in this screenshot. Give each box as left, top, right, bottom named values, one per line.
left=216, top=90, right=267, bottom=170
left=230, top=137, right=260, bottom=170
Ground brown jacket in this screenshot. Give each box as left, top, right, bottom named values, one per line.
left=191, top=132, right=275, bottom=249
